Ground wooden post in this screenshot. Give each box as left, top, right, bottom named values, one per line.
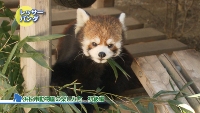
left=20, top=0, right=51, bottom=97
left=91, top=0, right=114, bottom=9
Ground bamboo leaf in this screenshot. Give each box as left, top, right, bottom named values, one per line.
left=93, top=104, right=100, bottom=113
left=28, top=108, right=38, bottom=113
left=74, top=83, right=77, bottom=96
left=23, top=43, right=37, bottom=52
left=134, top=102, right=148, bottom=113
left=60, top=80, right=80, bottom=90
left=61, top=104, right=73, bottom=113
left=168, top=102, right=181, bottom=113
left=31, top=54, right=51, bottom=70
left=11, top=35, right=20, bottom=41
left=80, top=104, right=87, bottom=113
left=106, top=109, right=113, bottom=113
left=180, top=81, right=193, bottom=91
left=119, top=104, right=137, bottom=113
left=20, top=104, right=54, bottom=108
left=169, top=79, right=175, bottom=91
left=16, top=53, right=44, bottom=57
left=1, top=20, right=10, bottom=27
left=107, top=59, right=118, bottom=82
left=168, top=100, right=194, bottom=113
left=49, top=104, right=63, bottom=113
left=2, top=43, right=18, bottom=74
left=0, top=1, right=3, bottom=8
left=148, top=102, right=155, bottom=113
left=20, top=52, right=51, bottom=70
left=108, top=59, right=130, bottom=80
left=105, top=95, right=117, bottom=109
left=59, top=91, right=74, bottom=113
left=11, top=19, right=18, bottom=34
left=132, top=96, right=145, bottom=104
left=3, top=104, right=12, bottom=112
left=26, top=34, right=65, bottom=42
left=22, top=43, right=52, bottom=70
left=4, top=8, right=14, bottom=20
left=153, top=90, right=179, bottom=98
left=2, top=86, right=16, bottom=100
left=38, top=108, right=49, bottom=113
left=0, top=71, right=9, bottom=82
left=17, top=37, right=28, bottom=51
left=69, top=104, right=81, bottom=113
left=117, top=109, right=121, bottom=113
left=59, top=91, right=67, bottom=96
left=168, top=99, right=182, bottom=105
left=96, top=87, right=104, bottom=93
left=2, top=26, right=11, bottom=33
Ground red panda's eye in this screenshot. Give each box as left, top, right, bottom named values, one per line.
left=108, top=44, right=113, bottom=48
left=92, top=42, right=97, bottom=47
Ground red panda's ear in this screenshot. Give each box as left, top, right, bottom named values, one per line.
left=75, top=8, right=90, bottom=34
left=119, top=13, right=126, bottom=31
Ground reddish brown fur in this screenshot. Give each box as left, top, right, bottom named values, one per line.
left=83, top=15, right=123, bottom=44
left=88, top=43, right=94, bottom=50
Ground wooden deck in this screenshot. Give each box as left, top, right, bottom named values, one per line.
left=131, top=51, right=200, bottom=113
left=2, top=1, right=200, bottom=112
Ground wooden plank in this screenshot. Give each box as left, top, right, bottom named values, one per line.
left=131, top=56, right=175, bottom=113
left=121, top=87, right=148, bottom=97
left=51, top=17, right=144, bottom=34
left=3, top=0, right=19, bottom=8
left=125, top=28, right=166, bottom=44
left=125, top=17, right=144, bottom=30
left=1, top=8, right=122, bottom=26
left=14, top=18, right=144, bottom=34
left=125, top=39, right=188, bottom=57
left=91, top=0, right=114, bottom=8
left=14, top=17, right=144, bottom=35
left=52, top=7, right=122, bottom=25
left=158, top=53, right=200, bottom=112
left=20, top=0, right=51, bottom=99
left=3, top=0, right=115, bottom=9
left=104, top=0, right=115, bottom=7
left=91, top=0, right=104, bottom=8
left=51, top=38, right=185, bottom=60
left=50, top=25, right=150, bottom=51
left=172, top=49, right=200, bottom=93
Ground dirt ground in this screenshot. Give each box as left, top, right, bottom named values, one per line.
left=114, top=0, right=200, bottom=51
left=52, top=0, right=200, bottom=51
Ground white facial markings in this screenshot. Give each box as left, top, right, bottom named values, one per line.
left=81, top=36, right=123, bottom=63
left=115, top=40, right=121, bottom=48
left=89, top=45, right=114, bottom=63
left=81, top=38, right=90, bottom=56
left=91, top=37, right=100, bottom=44
left=114, top=40, right=122, bottom=57
left=106, top=39, right=114, bottom=45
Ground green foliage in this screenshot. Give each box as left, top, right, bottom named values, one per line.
left=153, top=81, right=195, bottom=113
left=0, top=1, right=64, bottom=112
left=0, top=1, right=24, bottom=95
left=107, top=58, right=131, bottom=82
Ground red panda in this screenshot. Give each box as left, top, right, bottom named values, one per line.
left=51, top=8, right=141, bottom=112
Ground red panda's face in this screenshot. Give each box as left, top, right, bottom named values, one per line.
left=75, top=9, right=126, bottom=63
left=82, top=36, right=122, bottom=63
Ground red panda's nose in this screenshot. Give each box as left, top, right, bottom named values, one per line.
left=98, top=52, right=106, bottom=58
